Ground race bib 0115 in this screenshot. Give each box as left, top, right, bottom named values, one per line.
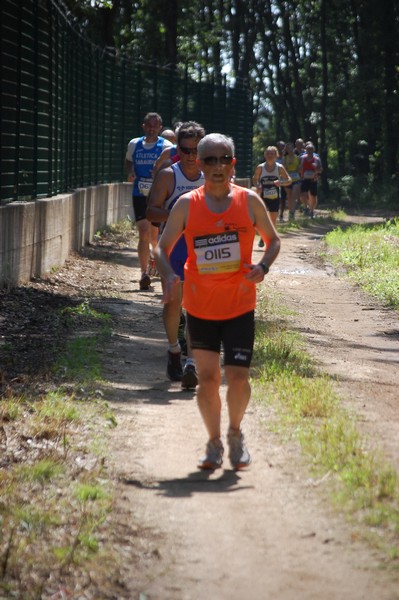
left=194, top=231, right=241, bottom=274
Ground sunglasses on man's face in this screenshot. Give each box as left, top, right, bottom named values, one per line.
left=179, top=146, right=198, bottom=155
left=201, top=155, right=234, bottom=166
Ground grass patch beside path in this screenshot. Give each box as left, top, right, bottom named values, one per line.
left=252, top=289, right=399, bottom=563
left=0, top=394, right=119, bottom=599
left=324, top=217, right=399, bottom=309
left=0, top=303, right=120, bottom=598
left=0, top=218, right=140, bottom=598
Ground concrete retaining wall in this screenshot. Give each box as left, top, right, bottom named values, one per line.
left=0, top=183, right=132, bottom=288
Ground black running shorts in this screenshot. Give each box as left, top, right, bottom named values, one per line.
left=186, top=310, right=255, bottom=368
left=132, top=195, right=148, bottom=222
left=262, top=197, right=280, bottom=213
left=301, top=179, right=318, bottom=196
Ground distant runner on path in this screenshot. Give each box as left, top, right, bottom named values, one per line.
left=125, top=112, right=172, bottom=290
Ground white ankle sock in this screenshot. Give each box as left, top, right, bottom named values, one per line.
left=168, top=342, right=181, bottom=354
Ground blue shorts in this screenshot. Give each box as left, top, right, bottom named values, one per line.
left=287, top=180, right=302, bottom=189
left=170, top=235, right=187, bottom=280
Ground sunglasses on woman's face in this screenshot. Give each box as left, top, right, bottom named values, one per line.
left=201, top=155, right=234, bottom=166
left=179, top=146, right=198, bottom=155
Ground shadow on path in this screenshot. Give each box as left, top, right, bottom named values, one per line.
left=121, top=469, right=254, bottom=498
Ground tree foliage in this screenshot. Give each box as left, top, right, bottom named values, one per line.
left=64, top=0, right=399, bottom=183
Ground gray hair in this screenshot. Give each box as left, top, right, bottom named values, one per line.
left=197, top=133, right=235, bottom=158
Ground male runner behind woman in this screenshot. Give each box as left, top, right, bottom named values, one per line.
left=147, top=122, right=205, bottom=389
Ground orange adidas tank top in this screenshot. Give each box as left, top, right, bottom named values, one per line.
left=182, top=184, right=256, bottom=320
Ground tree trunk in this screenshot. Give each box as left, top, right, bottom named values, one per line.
left=381, top=2, right=399, bottom=177
left=161, top=0, right=178, bottom=68
left=319, top=0, right=329, bottom=194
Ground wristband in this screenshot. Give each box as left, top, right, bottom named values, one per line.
left=259, top=262, right=269, bottom=274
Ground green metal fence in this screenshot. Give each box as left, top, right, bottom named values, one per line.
left=0, top=0, right=253, bottom=205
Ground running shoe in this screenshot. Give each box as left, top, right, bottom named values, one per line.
left=227, top=428, right=251, bottom=470
left=167, top=350, right=183, bottom=381
left=139, top=273, right=151, bottom=290
left=198, top=438, right=224, bottom=470
left=181, top=363, right=198, bottom=389
left=258, top=238, right=265, bottom=248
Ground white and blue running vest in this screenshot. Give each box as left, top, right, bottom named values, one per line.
left=164, top=162, right=204, bottom=212
left=132, top=136, right=164, bottom=197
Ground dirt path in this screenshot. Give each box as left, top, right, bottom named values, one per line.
left=95, top=217, right=399, bottom=600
